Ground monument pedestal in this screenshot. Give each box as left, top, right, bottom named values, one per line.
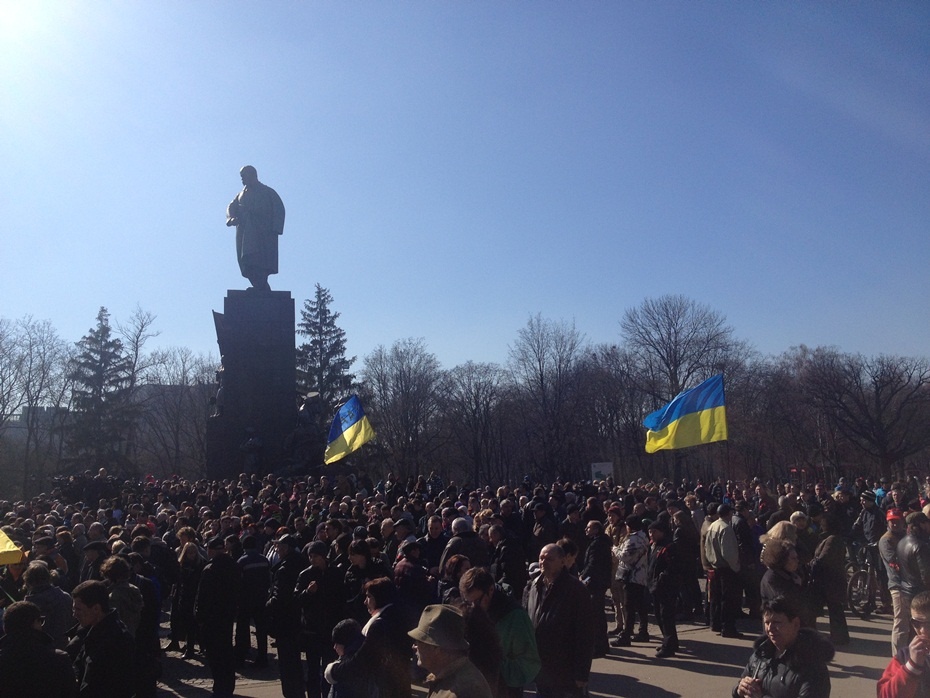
left=206, top=290, right=296, bottom=480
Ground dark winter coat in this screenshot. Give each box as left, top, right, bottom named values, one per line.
left=68, top=609, right=136, bottom=698
left=343, top=558, right=390, bottom=624
left=524, top=569, right=594, bottom=694
left=171, top=557, right=203, bottom=637
left=897, top=532, right=930, bottom=597
left=329, top=603, right=411, bottom=698
left=0, top=628, right=77, bottom=698
left=490, top=535, right=528, bottom=600
left=647, top=540, right=682, bottom=595
left=581, top=532, right=613, bottom=592
left=296, top=563, right=346, bottom=643
left=194, top=552, right=241, bottom=630
left=760, top=568, right=816, bottom=628
left=439, top=530, right=491, bottom=572
left=810, top=535, right=847, bottom=605
left=732, top=628, right=834, bottom=698
left=25, top=583, right=73, bottom=649
left=267, top=549, right=308, bottom=638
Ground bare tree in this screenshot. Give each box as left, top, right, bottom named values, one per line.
left=117, top=306, right=160, bottom=465
left=0, top=319, right=26, bottom=442
left=16, top=317, right=71, bottom=494
left=805, top=349, right=930, bottom=474
left=576, top=345, right=650, bottom=482
left=508, top=314, right=586, bottom=481
left=360, top=338, right=444, bottom=479
left=440, top=361, right=506, bottom=487
left=135, top=347, right=214, bottom=478
left=620, top=295, right=749, bottom=483
left=621, top=294, right=736, bottom=399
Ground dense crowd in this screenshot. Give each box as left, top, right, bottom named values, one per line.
left=1, top=466, right=929, bottom=698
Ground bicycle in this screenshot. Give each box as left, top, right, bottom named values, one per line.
left=846, top=542, right=878, bottom=618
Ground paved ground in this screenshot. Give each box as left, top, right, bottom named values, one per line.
left=157, top=610, right=891, bottom=697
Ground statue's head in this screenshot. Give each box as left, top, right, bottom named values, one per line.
left=240, top=165, right=258, bottom=186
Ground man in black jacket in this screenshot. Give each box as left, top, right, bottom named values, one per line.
left=440, top=518, right=490, bottom=572
left=235, top=535, right=270, bottom=668
left=0, top=600, right=77, bottom=698
left=896, top=512, right=930, bottom=605
left=69, top=580, right=135, bottom=698
left=525, top=543, right=594, bottom=698
left=267, top=534, right=308, bottom=698
left=296, top=540, right=345, bottom=698
left=581, top=520, right=613, bottom=658
left=489, top=524, right=528, bottom=600
left=733, top=596, right=833, bottom=698
left=195, top=536, right=241, bottom=698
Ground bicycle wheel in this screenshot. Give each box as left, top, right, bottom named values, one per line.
left=847, top=570, right=872, bottom=617
left=845, top=562, right=858, bottom=581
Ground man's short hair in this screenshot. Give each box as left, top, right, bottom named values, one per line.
left=459, top=566, right=494, bottom=596
left=451, top=517, right=470, bottom=535
left=348, top=538, right=370, bottom=558
left=100, top=555, right=131, bottom=583
left=760, top=595, right=801, bottom=620
left=556, top=537, right=578, bottom=558
left=72, top=580, right=111, bottom=611
left=586, top=520, right=603, bottom=534
left=332, top=618, right=363, bottom=646
left=22, top=561, right=52, bottom=589
left=912, top=591, right=930, bottom=619
left=2, top=600, right=42, bottom=634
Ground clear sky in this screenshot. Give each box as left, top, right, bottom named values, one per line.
left=2, top=2, right=928, bottom=370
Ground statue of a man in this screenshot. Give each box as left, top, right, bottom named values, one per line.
left=226, top=165, right=285, bottom=291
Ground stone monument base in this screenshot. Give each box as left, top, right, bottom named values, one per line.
left=206, top=290, right=296, bottom=480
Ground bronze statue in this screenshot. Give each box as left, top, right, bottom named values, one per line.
left=226, top=166, right=285, bottom=291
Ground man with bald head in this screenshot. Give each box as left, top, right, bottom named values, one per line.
left=226, top=165, right=285, bottom=291
left=524, top=543, right=594, bottom=698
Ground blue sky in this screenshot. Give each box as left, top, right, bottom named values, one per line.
left=2, top=2, right=928, bottom=370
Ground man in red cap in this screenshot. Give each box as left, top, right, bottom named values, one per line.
left=882, top=508, right=909, bottom=655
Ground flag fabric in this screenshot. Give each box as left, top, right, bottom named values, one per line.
left=324, top=395, right=376, bottom=464
left=0, top=528, right=24, bottom=565
left=643, top=374, right=727, bottom=453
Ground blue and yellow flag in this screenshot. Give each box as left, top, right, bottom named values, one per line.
left=0, top=528, right=24, bottom=565
left=643, top=374, right=727, bottom=453
left=324, top=395, right=376, bottom=464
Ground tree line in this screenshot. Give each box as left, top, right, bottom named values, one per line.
left=2, top=293, right=929, bottom=499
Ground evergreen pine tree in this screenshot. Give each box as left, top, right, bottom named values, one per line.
left=296, top=285, right=356, bottom=420
left=67, top=307, right=136, bottom=468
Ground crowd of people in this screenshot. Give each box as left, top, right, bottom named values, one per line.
left=1, top=466, right=929, bottom=697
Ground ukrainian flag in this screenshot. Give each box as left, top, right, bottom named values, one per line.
left=0, top=528, right=24, bottom=565
left=643, top=374, right=727, bottom=453
left=324, top=395, right=376, bottom=464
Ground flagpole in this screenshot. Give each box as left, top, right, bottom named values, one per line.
left=724, top=439, right=731, bottom=481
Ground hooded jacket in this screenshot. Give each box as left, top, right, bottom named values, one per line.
left=878, top=645, right=930, bottom=698
left=732, top=628, right=834, bottom=698
left=615, top=530, right=649, bottom=586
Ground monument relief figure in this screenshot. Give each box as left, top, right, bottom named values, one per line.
left=226, top=165, right=285, bottom=291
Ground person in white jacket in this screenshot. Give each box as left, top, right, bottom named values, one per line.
left=611, top=515, right=651, bottom=647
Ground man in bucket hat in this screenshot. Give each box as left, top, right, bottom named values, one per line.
left=408, top=604, right=491, bottom=698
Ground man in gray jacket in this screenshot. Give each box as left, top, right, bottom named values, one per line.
left=704, top=503, right=744, bottom=638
